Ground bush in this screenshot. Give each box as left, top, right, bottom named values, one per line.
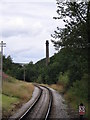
left=57, top=71, right=69, bottom=87
left=37, top=75, right=42, bottom=83
left=64, top=74, right=88, bottom=117
left=70, top=74, right=88, bottom=101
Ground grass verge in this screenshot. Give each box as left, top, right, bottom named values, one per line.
left=2, top=75, right=34, bottom=118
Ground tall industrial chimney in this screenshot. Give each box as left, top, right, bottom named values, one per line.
left=46, top=40, right=49, bottom=66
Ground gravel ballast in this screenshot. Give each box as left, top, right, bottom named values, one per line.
left=49, top=88, right=70, bottom=119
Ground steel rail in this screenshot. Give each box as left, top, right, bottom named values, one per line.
left=19, top=84, right=53, bottom=120
left=40, top=85, right=53, bottom=120
left=18, top=85, right=42, bottom=120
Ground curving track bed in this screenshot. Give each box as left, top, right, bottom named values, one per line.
left=18, top=85, right=53, bottom=120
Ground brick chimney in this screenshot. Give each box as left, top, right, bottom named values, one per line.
left=46, top=40, right=49, bottom=66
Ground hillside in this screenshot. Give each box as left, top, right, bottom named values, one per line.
left=36, top=48, right=88, bottom=117
left=2, top=73, right=34, bottom=118
left=3, top=46, right=88, bottom=117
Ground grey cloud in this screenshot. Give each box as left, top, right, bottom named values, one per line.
left=1, top=21, right=43, bottom=38
left=2, top=29, right=29, bottom=38
left=11, top=47, right=44, bottom=63
left=2, top=0, right=55, bottom=3
left=1, top=0, right=64, bottom=63
left=1, top=1, right=56, bottom=18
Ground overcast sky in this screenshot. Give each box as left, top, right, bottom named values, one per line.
left=0, top=0, right=64, bottom=64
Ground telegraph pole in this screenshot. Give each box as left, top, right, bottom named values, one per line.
left=0, top=41, right=6, bottom=120
left=19, top=63, right=26, bottom=81
left=23, top=65, right=25, bottom=81
left=0, top=41, right=6, bottom=82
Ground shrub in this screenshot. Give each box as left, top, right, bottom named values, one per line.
left=37, top=75, right=42, bottom=83
left=70, top=74, right=88, bottom=101
left=57, top=71, right=69, bottom=87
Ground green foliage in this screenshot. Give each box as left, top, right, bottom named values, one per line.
left=25, top=62, right=38, bottom=82
left=3, top=55, right=12, bottom=72
left=37, top=75, right=42, bottom=83
left=3, top=55, right=23, bottom=80
left=2, top=94, right=19, bottom=111
left=58, top=71, right=69, bottom=87
left=65, top=74, right=88, bottom=117
left=69, top=74, right=88, bottom=101
left=51, top=2, right=90, bottom=50
left=46, top=62, right=60, bottom=84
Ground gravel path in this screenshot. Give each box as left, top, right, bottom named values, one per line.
left=49, top=88, right=70, bottom=119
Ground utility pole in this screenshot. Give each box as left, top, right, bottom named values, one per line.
left=0, top=41, right=6, bottom=82
left=23, top=65, right=25, bottom=81
left=0, top=41, right=6, bottom=120
left=19, top=63, right=26, bottom=81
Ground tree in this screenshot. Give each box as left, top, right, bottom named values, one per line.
left=3, top=55, right=23, bottom=80
left=3, top=55, right=12, bottom=72
left=25, top=62, right=38, bottom=82
left=51, top=1, right=90, bottom=50
left=51, top=1, right=89, bottom=88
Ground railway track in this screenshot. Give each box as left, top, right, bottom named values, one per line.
left=18, top=84, right=53, bottom=120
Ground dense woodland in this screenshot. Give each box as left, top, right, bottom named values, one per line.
left=3, top=1, right=89, bottom=110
